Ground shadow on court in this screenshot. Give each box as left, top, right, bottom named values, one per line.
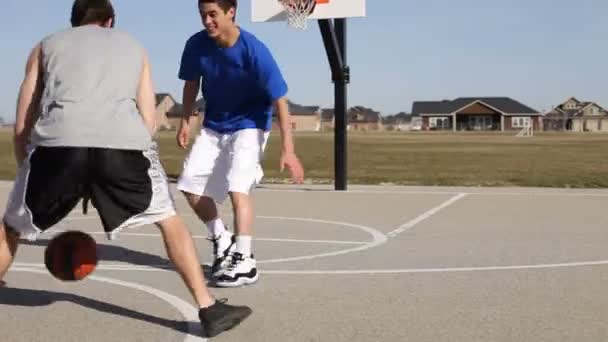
left=0, top=286, right=192, bottom=334
left=21, top=239, right=213, bottom=277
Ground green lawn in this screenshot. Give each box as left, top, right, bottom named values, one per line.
left=2, top=128, right=608, bottom=188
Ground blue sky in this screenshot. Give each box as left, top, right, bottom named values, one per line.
left=1, top=0, right=607, bottom=123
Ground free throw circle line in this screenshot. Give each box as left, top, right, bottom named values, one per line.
left=10, top=267, right=205, bottom=342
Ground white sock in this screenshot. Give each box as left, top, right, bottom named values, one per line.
left=235, top=235, right=252, bottom=257
left=205, top=218, right=227, bottom=238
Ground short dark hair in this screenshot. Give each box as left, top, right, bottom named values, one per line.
left=199, top=0, right=237, bottom=14
left=71, top=0, right=115, bottom=27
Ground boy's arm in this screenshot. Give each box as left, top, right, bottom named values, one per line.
left=253, top=42, right=304, bottom=183
left=177, top=79, right=200, bottom=149
left=275, top=96, right=304, bottom=183
left=176, top=35, right=202, bottom=149
left=136, top=52, right=158, bottom=135
left=14, top=43, right=43, bottom=166
left=274, top=97, right=295, bottom=155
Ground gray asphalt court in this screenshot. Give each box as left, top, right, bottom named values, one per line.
left=1, top=181, right=607, bottom=341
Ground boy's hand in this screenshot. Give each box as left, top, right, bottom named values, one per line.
left=280, top=152, right=304, bottom=184
left=177, top=123, right=190, bottom=149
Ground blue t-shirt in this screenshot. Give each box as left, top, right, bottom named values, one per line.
left=178, top=28, right=288, bottom=133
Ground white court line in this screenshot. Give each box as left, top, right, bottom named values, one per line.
left=51, top=229, right=367, bottom=245
left=255, top=216, right=387, bottom=264
left=10, top=267, right=205, bottom=342
left=387, top=193, right=467, bottom=238
left=254, top=187, right=608, bottom=197
left=13, top=259, right=608, bottom=274
left=50, top=215, right=388, bottom=265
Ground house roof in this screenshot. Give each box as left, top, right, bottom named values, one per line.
left=155, top=93, right=176, bottom=106
left=348, top=106, right=381, bottom=123
left=288, top=101, right=320, bottom=115
left=321, top=109, right=334, bottom=121
left=320, top=107, right=382, bottom=122
left=549, top=98, right=608, bottom=117
left=165, top=98, right=205, bottom=117
left=412, top=97, right=539, bottom=115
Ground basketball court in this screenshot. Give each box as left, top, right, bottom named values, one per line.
left=2, top=1, right=607, bottom=341
left=1, top=180, right=608, bottom=341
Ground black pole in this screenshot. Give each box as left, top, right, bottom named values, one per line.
left=334, top=18, right=348, bottom=191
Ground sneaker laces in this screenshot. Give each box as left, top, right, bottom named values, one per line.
left=226, top=252, right=244, bottom=272
left=208, top=236, right=220, bottom=256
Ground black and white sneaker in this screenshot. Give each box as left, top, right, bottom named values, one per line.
left=209, top=231, right=236, bottom=278
left=214, top=253, right=259, bottom=287
left=199, top=299, right=252, bottom=338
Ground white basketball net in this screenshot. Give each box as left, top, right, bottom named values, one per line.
left=279, top=0, right=317, bottom=30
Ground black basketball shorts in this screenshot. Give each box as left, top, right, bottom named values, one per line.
left=2, top=143, right=176, bottom=240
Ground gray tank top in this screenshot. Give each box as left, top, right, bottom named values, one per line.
left=32, top=25, right=152, bottom=150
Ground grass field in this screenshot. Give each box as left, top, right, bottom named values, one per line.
left=1, top=128, right=608, bottom=188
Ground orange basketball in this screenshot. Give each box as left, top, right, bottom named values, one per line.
left=44, top=231, right=98, bottom=281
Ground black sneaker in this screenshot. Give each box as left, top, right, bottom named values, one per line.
left=199, top=299, right=252, bottom=338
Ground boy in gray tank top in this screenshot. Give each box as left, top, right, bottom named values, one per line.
left=0, top=0, right=250, bottom=337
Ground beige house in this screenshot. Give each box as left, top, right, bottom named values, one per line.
left=543, top=97, right=608, bottom=132
left=320, top=109, right=335, bottom=132
left=155, top=93, right=202, bottom=130
left=154, top=93, right=176, bottom=130
left=272, top=101, right=321, bottom=131
left=348, top=106, right=384, bottom=131
left=319, top=107, right=384, bottom=132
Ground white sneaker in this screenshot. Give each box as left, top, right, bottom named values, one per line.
left=209, top=231, right=236, bottom=278
left=214, top=253, right=259, bottom=287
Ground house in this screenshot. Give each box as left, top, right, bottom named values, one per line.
left=382, top=112, right=411, bottom=131
left=165, top=98, right=204, bottom=129
left=154, top=93, right=176, bottom=130
left=155, top=93, right=202, bottom=130
left=543, top=97, right=608, bottom=132
left=348, top=106, right=383, bottom=131
left=273, top=101, right=322, bottom=131
left=320, top=106, right=384, bottom=132
left=320, top=109, right=335, bottom=132
left=411, top=97, right=541, bottom=132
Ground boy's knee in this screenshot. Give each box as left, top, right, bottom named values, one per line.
left=1, top=223, right=21, bottom=240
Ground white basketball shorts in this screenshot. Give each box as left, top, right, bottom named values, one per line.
left=177, top=128, right=270, bottom=203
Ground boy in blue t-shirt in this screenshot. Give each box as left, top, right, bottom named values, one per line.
left=176, top=0, right=304, bottom=287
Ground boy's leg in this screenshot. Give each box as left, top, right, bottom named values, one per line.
left=215, top=129, right=269, bottom=287
left=0, top=224, right=21, bottom=283
left=155, top=214, right=215, bottom=307
left=157, top=212, right=251, bottom=337
left=1, top=146, right=87, bottom=284
left=183, top=192, right=223, bottom=235
left=177, top=129, right=235, bottom=276
left=229, top=191, right=254, bottom=254
left=183, top=193, right=235, bottom=277
left=92, top=146, right=251, bottom=337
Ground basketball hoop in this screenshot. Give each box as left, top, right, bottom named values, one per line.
left=279, top=0, right=318, bottom=29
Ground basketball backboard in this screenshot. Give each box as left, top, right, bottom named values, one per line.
left=251, top=0, right=366, bottom=23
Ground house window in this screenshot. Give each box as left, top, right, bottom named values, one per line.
left=591, top=107, right=598, bottom=115
left=429, top=117, right=450, bottom=129
left=512, top=116, right=531, bottom=128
